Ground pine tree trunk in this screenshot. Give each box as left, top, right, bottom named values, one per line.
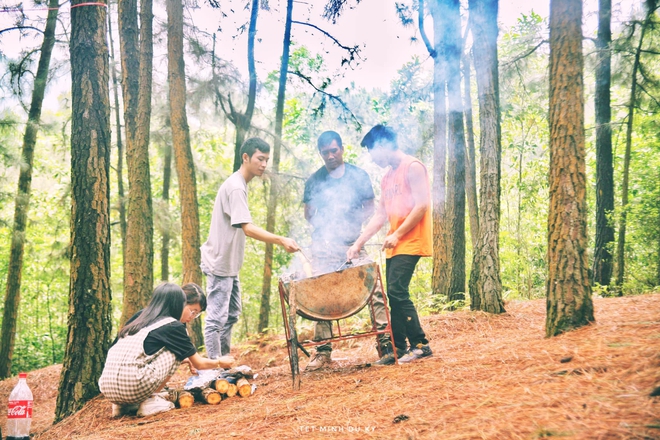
left=167, top=0, right=204, bottom=347
left=467, top=0, right=505, bottom=314
left=0, top=0, right=59, bottom=379
left=439, top=0, right=466, bottom=300
left=615, top=4, right=655, bottom=289
left=545, top=0, right=594, bottom=337
left=258, top=0, right=293, bottom=332
left=592, top=0, right=614, bottom=288
left=119, top=0, right=154, bottom=324
left=108, top=6, right=127, bottom=261
left=463, top=48, right=479, bottom=251
left=55, top=0, right=112, bottom=420
left=428, top=0, right=449, bottom=298
left=232, top=0, right=259, bottom=172
left=161, top=142, right=172, bottom=281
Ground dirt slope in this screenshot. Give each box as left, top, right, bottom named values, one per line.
left=1, top=294, right=658, bottom=439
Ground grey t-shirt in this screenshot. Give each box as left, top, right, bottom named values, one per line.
left=200, top=171, right=253, bottom=276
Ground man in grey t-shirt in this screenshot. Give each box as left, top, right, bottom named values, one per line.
left=201, top=138, right=299, bottom=359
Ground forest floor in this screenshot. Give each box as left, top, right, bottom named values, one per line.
left=1, top=293, right=659, bottom=439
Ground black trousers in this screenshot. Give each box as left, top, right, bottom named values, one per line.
left=385, top=254, right=429, bottom=352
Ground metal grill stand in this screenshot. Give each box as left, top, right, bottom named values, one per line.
left=278, top=262, right=397, bottom=389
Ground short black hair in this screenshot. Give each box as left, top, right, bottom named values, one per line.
left=317, top=131, right=343, bottom=150
left=360, top=124, right=398, bottom=150
left=240, top=137, right=270, bottom=159
left=182, top=283, right=207, bottom=311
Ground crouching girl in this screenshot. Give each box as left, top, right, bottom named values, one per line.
left=99, top=282, right=233, bottom=417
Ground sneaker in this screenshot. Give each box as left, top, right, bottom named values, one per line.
left=111, top=403, right=139, bottom=418
left=399, top=343, right=433, bottom=363
left=136, top=395, right=175, bottom=417
left=373, top=348, right=406, bottom=366
left=305, top=351, right=332, bottom=371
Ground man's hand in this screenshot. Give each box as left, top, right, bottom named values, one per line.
left=382, top=233, right=400, bottom=250
left=346, top=244, right=361, bottom=261
left=280, top=237, right=300, bottom=253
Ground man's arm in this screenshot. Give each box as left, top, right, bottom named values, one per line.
left=360, top=198, right=375, bottom=224
left=241, top=223, right=299, bottom=253
left=347, top=197, right=387, bottom=260
left=381, top=161, right=429, bottom=250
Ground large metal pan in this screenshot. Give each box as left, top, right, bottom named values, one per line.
left=280, top=261, right=379, bottom=321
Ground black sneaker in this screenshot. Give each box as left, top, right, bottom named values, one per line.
left=398, top=343, right=433, bottom=363
left=374, top=348, right=405, bottom=366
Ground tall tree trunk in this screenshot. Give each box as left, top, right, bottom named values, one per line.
left=615, top=3, right=655, bottom=289
left=167, top=0, right=204, bottom=347
left=231, top=0, right=260, bottom=172
left=108, top=4, right=127, bottom=260
left=592, top=0, right=614, bottom=288
left=258, top=0, right=293, bottom=332
left=119, top=0, right=155, bottom=325
left=161, top=142, right=172, bottom=281
left=0, top=0, right=59, bottom=379
left=545, top=0, right=594, bottom=336
left=425, top=0, right=449, bottom=298
left=55, top=0, right=112, bottom=420
left=657, top=175, right=660, bottom=286
left=463, top=47, right=479, bottom=251
left=439, top=0, right=466, bottom=300
left=467, top=0, right=505, bottom=314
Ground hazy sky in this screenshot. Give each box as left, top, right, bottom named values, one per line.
left=0, top=0, right=632, bottom=108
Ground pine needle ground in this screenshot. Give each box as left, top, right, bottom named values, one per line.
left=1, top=293, right=658, bottom=439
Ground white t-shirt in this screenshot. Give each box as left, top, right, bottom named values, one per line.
left=200, top=171, right=253, bottom=276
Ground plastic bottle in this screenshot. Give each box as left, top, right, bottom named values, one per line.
left=6, top=372, right=33, bottom=440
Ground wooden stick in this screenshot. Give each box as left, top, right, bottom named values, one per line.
left=236, top=378, right=251, bottom=397
left=213, top=378, right=230, bottom=394
left=225, top=383, right=238, bottom=398
left=177, top=390, right=194, bottom=408
left=200, top=387, right=222, bottom=405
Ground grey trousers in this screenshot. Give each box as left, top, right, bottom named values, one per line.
left=202, top=264, right=242, bottom=359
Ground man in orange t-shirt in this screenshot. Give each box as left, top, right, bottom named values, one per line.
left=347, top=125, right=432, bottom=365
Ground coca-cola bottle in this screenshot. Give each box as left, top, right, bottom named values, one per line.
left=6, top=372, right=33, bottom=440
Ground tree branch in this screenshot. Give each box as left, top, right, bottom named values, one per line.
left=288, top=69, right=361, bottom=129
left=291, top=20, right=361, bottom=64
left=0, top=26, right=44, bottom=36
left=417, top=0, right=436, bottom=58
left=502, top=40, right=547, bottom=67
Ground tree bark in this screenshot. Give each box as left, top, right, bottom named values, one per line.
left=119, top=0, right=154, bottom=325
left=107, top=4, right=127, bottom=261
left=545, top=0, right=594, bottom=336
left=230, top=0, right=259, bottom=172
left=463, top=47, right=479, bottom=251
left=438, top=0, right=466, bottom=300
left=161, top=142, right=172, bottom=281
left=426, top=0, right=449, bottom=298
left=592, top=0, right=614, bottom=288
left=167, top=0, right=204, bottom=347
left=615, top=3, right=655, bottom=289
left=55, top=0, right=112, bottom=420
left=0, top=0, right=59, bottom=379
left=467, top=0, right=505, bottom=314
left=258, top=0, right=293, bottom=332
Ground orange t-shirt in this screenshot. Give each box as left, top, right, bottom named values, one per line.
left=380, top=155, right=432, bottom=258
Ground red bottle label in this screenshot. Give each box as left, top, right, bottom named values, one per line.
left=7, top=400, right=32, bottom=418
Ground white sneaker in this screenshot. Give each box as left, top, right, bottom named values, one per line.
left=111, top=403, right=139, bottom=417
left=136, top=395, right=175, bottom=417
left=305, top=351, right=332, bottom=371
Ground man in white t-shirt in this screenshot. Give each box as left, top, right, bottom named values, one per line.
left=201, top=138, right=299, bottom=359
